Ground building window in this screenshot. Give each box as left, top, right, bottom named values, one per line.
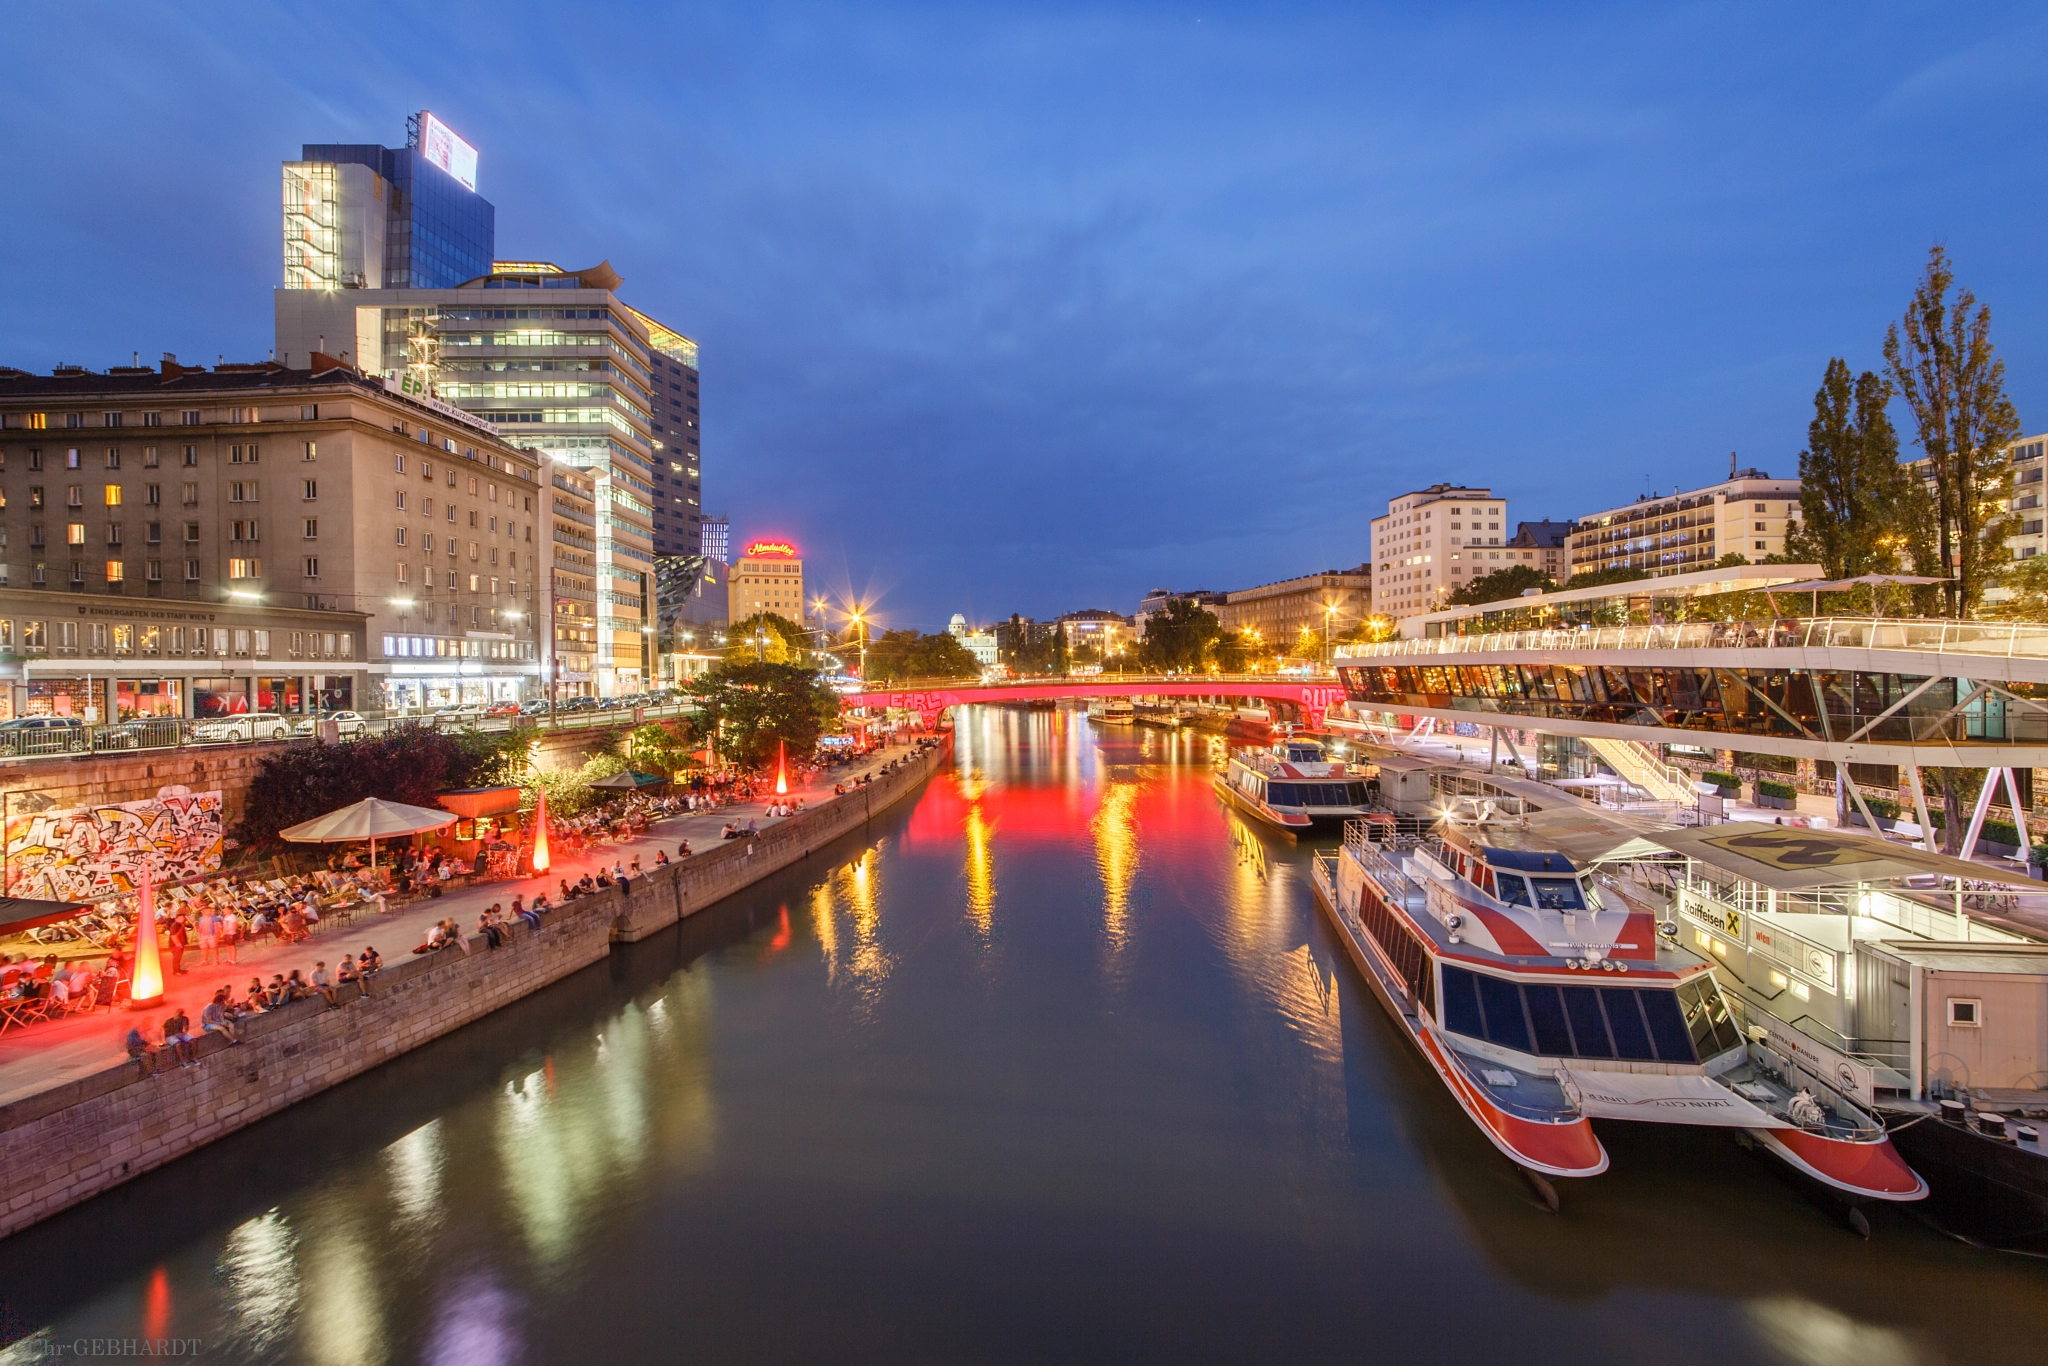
left=300, top=405, right=318, bottom=421
left=182, top=445, right=197, bottom=466
left=112, top=624, right=132, bottom=654
left=104, top=484, right=121, bottom=506
left=103, top=413, right=122, bottom=428
left=105, top=561, right=123, bottom=584
left=181, top=411, right=200, bottom=426
left=303, top=441, right=317, bottom=461
left=254, top=629, right=269, bottom=655
left=66, top=524, right=84, bottom=546
left=395, top=527, right=407, bottom=547
left=183, top=522, right=199, bottom=543
left=183, top=483, right=199, bottom=505
left=396, top=564, right=410, bottom=584
left=1948, top=998, right=1982, bottom=1027
left=185, top=559, right=200, bottom=581
left=304, top=518, right=318, bottom=538
left=105, top=447, right=120, bottom=469
left=304, top=480, right=318, bottom=500
left=145, top=484, right=160, bottom=506
left=303, top=557, right=319, bottom=579
left=143, top=412, right=161, bottom=428
left=395, top=490, right=406, bottom=511
left=229, top=557, right=261, bottom=579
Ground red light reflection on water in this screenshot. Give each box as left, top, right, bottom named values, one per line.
left=141, top=1265, right=169, bottom=1340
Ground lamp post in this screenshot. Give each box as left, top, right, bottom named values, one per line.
left=1324, top=603, right=1336, bottom=671
left=847, top=606, right=868, bottom=680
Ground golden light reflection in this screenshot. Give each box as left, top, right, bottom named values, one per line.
left=810, top=882, right=841, bottom=985
left=964, top=801, right=997, bottom=939
left=1092, top=780, right=1140, bottom=953
left=382, top=1119, right=444, bottom=1230
left=301, top=1215, right=385, bottom=1366
left=216, top=1211, right=300, bottom=1358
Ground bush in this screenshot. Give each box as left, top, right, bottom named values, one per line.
left=1757, top=779, right=1798, bottom=802
left=1859, top=794, right=1902, bottom=820
left=2030, top=842, right=2048, bottom=868
left=236, top=723, right=537, bottom=847
left=1982, top=819, right=2022, bottom=850
left=1702, top=770, right=1742, bottom=792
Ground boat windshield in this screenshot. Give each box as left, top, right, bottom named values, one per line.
left=1529, top=877, right=1587, bottom=911
left=1496, top=873, right=1532, bottom=906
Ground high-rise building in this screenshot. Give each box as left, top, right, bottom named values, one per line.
left=727, top=539, right=804, bottom=624
left=647, top=349, right=702, bottom=557
left=276, top=260, right=696, bottom=697
left=1566, top=466, right=1800, bottom=579
left=699, top=513, right=730, bottom=566
left=282, top=113, right=496, bottom=295
left=1370, top=484, right=1503, bottom=619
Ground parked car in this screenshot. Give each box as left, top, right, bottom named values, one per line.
left=192, top=713, right=293, bottom=743
left=0, top=715, right=86, bottom=756
left=485, top=701, right=521, bottom=718
left=518, top=700, right=554, bottom=716
left=432, top=705, right=485, bottom=729
left=559, top=696, right=598, bottom=713
left=91, top=718, right=177, bottom=751
left=291, top=711, right=367, bottom=739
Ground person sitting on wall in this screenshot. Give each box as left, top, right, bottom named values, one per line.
left=126, top=1023, right=160, bottom=1076
left=358, top=947, right=383, bottom=990
left=162, top=1007, right=197, bottom=1068
left=654, top=850, right=669, bottom=867
left=200, top=990, right=240, bottom=1044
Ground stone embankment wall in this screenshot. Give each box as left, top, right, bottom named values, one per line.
left=0, top=742, right=291, bottom=827
left=0, top=738, right=950, bottom=1240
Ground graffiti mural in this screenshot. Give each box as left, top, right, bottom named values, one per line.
left=2, top=786, right=223, bottom=901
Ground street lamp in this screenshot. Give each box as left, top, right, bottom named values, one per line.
left=1324, top=603, right=1337, bottom=671
left=847, top=605, right=868, bottom=680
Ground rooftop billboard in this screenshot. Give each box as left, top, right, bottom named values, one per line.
left=418, top=112, right=478, bottom=192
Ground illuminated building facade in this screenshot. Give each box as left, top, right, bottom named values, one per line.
left=1371, top=484, right=1503, bottom=619
left=728, top=541, right=804, bottom=623
left=283, top=113, right=496, bottom=295
left=1566, top=466, right=1800, bottom=579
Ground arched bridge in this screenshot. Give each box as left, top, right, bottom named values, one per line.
left=841, top=677, right=1349, bottom=728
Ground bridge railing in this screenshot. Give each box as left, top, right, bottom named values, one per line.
left=848, top=672, right=1337, bottom=694
left=1338, top=617, right=2048, bottom=664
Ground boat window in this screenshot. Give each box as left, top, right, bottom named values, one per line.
left=1442, top=964, right=1483, bottom=1037
left=1699, top=979, right=1742, bottom=1053
left=1529, top=877, right=1586, bottom=911
left=1676, top=978, right=1719, bottom=1057
left=1267, top=782, right=1299, bottom=806
left=1603, top=989, right=1658, bottom=1061
left=1560, top=986, right=1613, bottom=1057
left=1639, top=988, right=1697, bottom=1062
left=1474, top=971, right=1532, bottom=1051
left=1523, top=984, right=1575, bottom=1056
left=1496, top=874, right=1531, bottom=906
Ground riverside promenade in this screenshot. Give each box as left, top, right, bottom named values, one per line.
left=0, top=734, right=951, bottom=1239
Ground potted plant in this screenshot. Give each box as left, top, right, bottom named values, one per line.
left=1703, top=770, right=1742, bottom=799
left=1756, top=778, right=1798, bottom=811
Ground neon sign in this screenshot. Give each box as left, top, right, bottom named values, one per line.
left=745, top=541, right=798, bottom=558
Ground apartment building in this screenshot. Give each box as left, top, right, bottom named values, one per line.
left=727, top=540, right=805, bottom=623
left=0, top=356, right=552, bottom=716
left=1508, top=520, right=1572, bottom=583
left=1371, top=484, right=1503, bottom=619
left=1910, top=431, right=2048, bottom=609
left=1567, top=466, right=1800, bottom=579
left=1213, top=567, right=1372, bottom=648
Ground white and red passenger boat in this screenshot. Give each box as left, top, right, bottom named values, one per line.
left=1215, top=737, right=1374, bottom=836
left=1311, top=803, right=1927, bottom=1203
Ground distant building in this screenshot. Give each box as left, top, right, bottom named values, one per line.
left=1508, top=520, right=1572, bottom=583
left=948, top=613, right=999, bottom=668
left=728, top=538, right=804, bottom=624
left=1371, top=483, right=1503, bottom=619
left=1911, top=432, right=2048, bottom=608
left=1214, top=568, right=1371, bottom=649
left=699, top=513, right=730, bottom=566
left=283, top=113, right=496, bottom=291
left=1134, top=586, right=1225, bottom=627
left=1055, top=608, right=1133, bottom=662
left=1567, top=464, right=1800, bottom=579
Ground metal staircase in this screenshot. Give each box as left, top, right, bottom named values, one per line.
left=1584, top=737, right=1699, bottom=804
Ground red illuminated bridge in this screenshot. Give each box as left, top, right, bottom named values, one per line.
left=841, top=676, right=1348, bottom=728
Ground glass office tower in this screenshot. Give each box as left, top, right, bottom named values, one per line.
left=284, top=122, right=495, bottom=293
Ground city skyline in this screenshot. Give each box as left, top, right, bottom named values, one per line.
left=4, top=3, right=2046, bottom=629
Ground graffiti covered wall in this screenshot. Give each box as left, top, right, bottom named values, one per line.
left=3, top=786, right=223, bottom=901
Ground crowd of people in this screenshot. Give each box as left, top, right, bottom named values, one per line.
left=2, top=734, right=940, bottom=1054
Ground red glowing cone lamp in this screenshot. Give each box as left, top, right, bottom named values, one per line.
left=775, top=739, right=788, bottom=796
left=128, top=865, right=164, bottom=1009
left=531, top=786, right=551, bottom=875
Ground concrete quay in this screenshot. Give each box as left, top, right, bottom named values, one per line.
left=0, top=735, right=952, bottom=1240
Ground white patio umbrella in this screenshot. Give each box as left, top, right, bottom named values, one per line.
left=278, top=797, right=457, bottom=870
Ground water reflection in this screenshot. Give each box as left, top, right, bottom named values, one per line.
left=4, top=708, right=2047, bottom=1361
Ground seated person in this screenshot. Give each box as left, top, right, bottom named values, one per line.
left=126, top=1024, right=160, bottom=1074
left=162, top=1008, right=197, bottom=1067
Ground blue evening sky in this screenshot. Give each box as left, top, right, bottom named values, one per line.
left=2, top=3, right=2043, bottom=630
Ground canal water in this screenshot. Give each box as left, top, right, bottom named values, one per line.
left=3, top=706, right=2045, bottom=1364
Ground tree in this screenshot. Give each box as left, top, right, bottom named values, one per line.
left=1884, top=246, right=2023, bottom=618
left=1448, top=563, right=1552, bottom=606
left=1983, top=555, right=2048, bottom=622
left=863, top=629, right=981, bottom=681
left=1212, top=629, right=1250, bottom=673
left=686, top=660, right=838, bottom=770
left=236, top=723, right=537, bottom=846
left=1135, top=598, right=1222, bottom=671
left=1562, top=565, right=1651, bottom=591
left=1784, top=358, right=1919, bottom=579
left=723, top=612, right=809, bottom=665
left=1050, top=623, right=1070, bottom=676
left=624, top=719, right=702, bottom=777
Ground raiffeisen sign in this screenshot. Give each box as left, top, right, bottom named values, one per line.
left=418, top=112, right=479, bottom=192
left=745, top=541, right=798, bottom=558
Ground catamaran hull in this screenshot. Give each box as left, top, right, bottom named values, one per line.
left=1749, top=1126, right=1929, bottom=1202
left=1311, top=870, right=1608, bottom=1179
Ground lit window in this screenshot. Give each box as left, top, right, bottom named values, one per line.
left=105, top=560, right=123, bottom=583
left=104, top=484, right=121, bottom=506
